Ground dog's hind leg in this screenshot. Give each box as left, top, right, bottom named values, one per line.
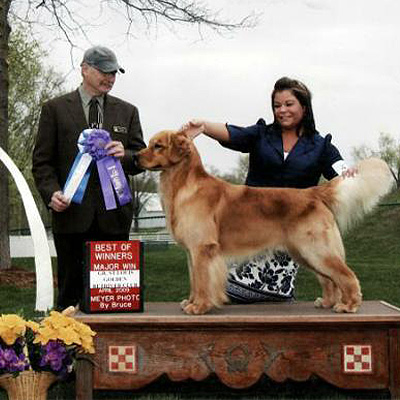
left=322, top=256, right=362, bottom=313
left=314, top=275, right=342, bottom=309
left=291, top=245, right=362, bottom=313
left=290, top=218, right=362, bottom=313
left=183, top=242, right=228, bottom=315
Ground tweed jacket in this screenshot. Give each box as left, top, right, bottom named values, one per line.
left=32, top=89, right=146, bottom=234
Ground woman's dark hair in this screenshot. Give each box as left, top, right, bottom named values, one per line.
left=271, top=77, right=316, bottom=137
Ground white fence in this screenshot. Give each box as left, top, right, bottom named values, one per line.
left=10, top=231, right=174, bottom=258
left=129, top=232, right=175, bottom=244
left=10, top=235, right=57, bottom=258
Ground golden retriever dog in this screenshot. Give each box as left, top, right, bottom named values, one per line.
left=137, top=130, right=393, bottom=315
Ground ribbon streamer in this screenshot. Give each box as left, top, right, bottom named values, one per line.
left=63, top=129, right=132, bottom=210
left=0, top=146, right=54, bottom=311
left=63, top=152, right=92, bottom=203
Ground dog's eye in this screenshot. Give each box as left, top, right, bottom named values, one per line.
left=153, top=143, right=163, bottom=150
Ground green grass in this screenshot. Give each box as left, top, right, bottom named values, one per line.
left=143, top=243, right=188, bottom=302
left=1, top=191, right=399, bottom=399
left=343, top=190, right=400, bottom=307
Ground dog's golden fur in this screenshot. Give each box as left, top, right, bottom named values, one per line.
left=137, top=130, right=394, bottom=315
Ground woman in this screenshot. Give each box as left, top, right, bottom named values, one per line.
left=182, top=77, right=355, bottom=304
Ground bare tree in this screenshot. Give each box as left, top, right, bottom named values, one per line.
left=0, top=0, right=256, bottom=269
left=8, top=26, right=66, bottom=233
left=0, top=0, right=12, bottom=270
left=206, top=154, right=249, bottom=185
left=223, top=153, right=249, bottom=184
left=130, top=170, right=158, bottom=232
left=352, top=132, right=400, bottom=188
left=12, top=1, right=255, bottom=41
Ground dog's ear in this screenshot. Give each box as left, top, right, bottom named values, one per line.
left=169, top=132, right=192, bottom=163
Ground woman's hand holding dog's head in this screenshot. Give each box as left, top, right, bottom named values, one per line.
left=179, top=120, right=205, bottom=140
left=179, top=120, right=230, bottom=142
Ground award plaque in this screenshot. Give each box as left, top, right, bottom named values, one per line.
left=82, top=240, right=144, bottom=313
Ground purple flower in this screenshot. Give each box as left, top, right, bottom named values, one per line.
left=0, top=347, right=29, bottom=373
left=39, top=341, right=69, bottom=372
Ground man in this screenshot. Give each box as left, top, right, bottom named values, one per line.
left=32, top=46, right=146, bottom=310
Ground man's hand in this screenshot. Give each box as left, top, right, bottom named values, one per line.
left=105, top=141, right=125, bottom=158
left=49, top=191, right=70, bottom=212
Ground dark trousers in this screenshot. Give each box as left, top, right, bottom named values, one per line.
left=53, top=220, right=129, bottom=310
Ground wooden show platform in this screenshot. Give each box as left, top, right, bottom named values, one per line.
left=75, top=301, right=400, bottom=399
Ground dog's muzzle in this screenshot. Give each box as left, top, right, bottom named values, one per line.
left=133, top=152, right=142, bottom=169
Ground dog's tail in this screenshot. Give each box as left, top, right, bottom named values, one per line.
left=320, top=158, right=394, bottom=233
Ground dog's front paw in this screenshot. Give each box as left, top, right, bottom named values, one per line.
left=314, top=297, right=324, bottom=308
left=333, top=303, right=359, bottom=313
left=314, top=297, right=334, bottom=309
left=180, top=299, right=191, bottom=310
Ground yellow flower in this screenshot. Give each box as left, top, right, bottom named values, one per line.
left=33, top=311, right=96, bottom=353
left=75, top=320, right=96, bottom=338
left=26, top=320, right=40, bottom=332
left=43, top=311, right=72, bottom=329
left=80, top=335, right=95, bottom=354
left=0, top=314, right=27, bottom=345
left=58, top=326, right=82, bottom=346
left=33, top=325, right=58, bottom=345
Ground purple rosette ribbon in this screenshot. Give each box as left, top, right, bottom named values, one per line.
left=64, top=129, right=132, bottom=210
left=81, top=129, right=110, bottom=160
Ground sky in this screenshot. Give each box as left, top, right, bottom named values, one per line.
left=19, top=0, right=400, bottom=173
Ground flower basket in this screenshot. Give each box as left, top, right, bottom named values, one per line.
left=0, top=370, right=57, bottom=400
left=0, top=307, right=95, bottom=399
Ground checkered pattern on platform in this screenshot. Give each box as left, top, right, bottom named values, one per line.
left=109, top=345, right=137, bottom=373
left=343, top=345, right=372, bottom=373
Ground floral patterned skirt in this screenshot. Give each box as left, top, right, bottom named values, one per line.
left=226, top=251, right=299, bottom=303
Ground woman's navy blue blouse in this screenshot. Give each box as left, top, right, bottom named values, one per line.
left=221, top=119, right=343, bottom=188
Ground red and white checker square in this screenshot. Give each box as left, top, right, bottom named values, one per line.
left=343, top=345, right=373, bottom=374
left=109, top=345, right=138, bottom=373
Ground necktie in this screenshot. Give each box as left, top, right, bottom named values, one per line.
left=88, top=98, right=99, bottom=128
